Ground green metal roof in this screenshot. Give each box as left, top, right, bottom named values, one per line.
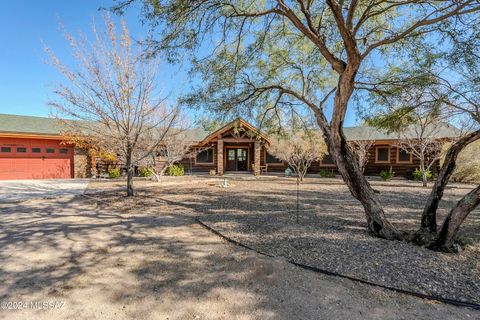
left=0, top=113, right=460, bottom=141
left=0, top=113, right=63, bottom=135
left=343, top=124, right=461, bottom=141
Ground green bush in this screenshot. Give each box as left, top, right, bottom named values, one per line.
left=166, top=164, right=184, bottom=176
left=413, top=168, right=432, bottom=181
left=139, top=166, right=155, bottom=177
left=380, top=167, right=394, bottom=181
left=108, top=167, right=121, bottom=179
left=319, top=169, right=335, bottom=178
left=299, top=164, right=307, bottom=176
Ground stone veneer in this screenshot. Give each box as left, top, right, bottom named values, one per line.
left=217, top=140, right=224, bottom=175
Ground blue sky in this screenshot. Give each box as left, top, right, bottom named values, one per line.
left=0, top=1, right=186, bottom=117
left=0, top=1, right=358, bottom=126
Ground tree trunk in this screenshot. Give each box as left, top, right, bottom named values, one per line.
left=126, top=153, right=134, bottom=197
left=159, top=164, right=168, bottom=178
left=430, top=184, right=480, bottom=251
left=420, top=130, right=480, bottom=233
left=296, top=177, right=300, bottom=224
left=419, top=155, right=428, bottom=187
left=327, top=135, right=402, bottom=240
left=315, top=63, right=402, bottom=240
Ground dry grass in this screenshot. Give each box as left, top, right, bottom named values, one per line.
left=444, top=140, right=480, bottom=183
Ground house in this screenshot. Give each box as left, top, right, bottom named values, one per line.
left=0, top=114, right=459, bottom=180
left=174, top=118, right=460, bottom=177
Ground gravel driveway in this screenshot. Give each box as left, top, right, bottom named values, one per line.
left=0, top=179, right=89, bottom=202
left=0, top=190, right=478, bottom=319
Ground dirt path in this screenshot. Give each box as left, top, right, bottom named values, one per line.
left=0, top=195, right=477, bottom=319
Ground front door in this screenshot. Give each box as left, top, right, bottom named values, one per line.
left=226, top=148, right=248, bottom=171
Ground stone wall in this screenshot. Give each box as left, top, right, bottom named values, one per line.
left=73, top=148, right=90, bottom=178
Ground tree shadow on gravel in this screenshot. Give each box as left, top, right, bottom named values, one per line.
left=146, top=180, right=479, bottom=304
left=0, top=193, right=328, bottom=319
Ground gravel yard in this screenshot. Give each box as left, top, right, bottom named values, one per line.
left=1, top=176, right=479, bottom=319
left=162, top=176, right=480, bottom=305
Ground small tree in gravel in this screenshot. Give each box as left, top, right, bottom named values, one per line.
left=268, top=130, right=327, bottom=182
left=268, top=130, right=327, bottom=223
left=396, top=116, right=446, bottom=188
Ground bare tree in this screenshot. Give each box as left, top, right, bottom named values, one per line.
left=396, top=115, right=447, bottom=187
left=268, top=130, right=327, bottom=181
left=150, top=132, right=202, bottom=180
left=348, top=139, right=374, bottom=173
left=46, top=15, right=179, bottom=196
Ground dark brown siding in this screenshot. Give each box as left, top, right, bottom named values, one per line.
left=180, top=142, right=218, bottom=174
left=364, top=143, right=423, bottom=177
left=178, top=139, right=440, bottom=177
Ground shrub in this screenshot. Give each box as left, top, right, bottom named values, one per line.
left=99, top=152, right=116, bottom=162
left=108, top=167, right=121, bottom=178
left=319, top=169, right=335, bottom=178
left=380, top=167, right=394, bottom=181
left=166, top=164, right=184, bottom=176
left=139, top=166, right=155, bottom=177
left=299, top=164, right=307, bottom=176
left=413, top=168, right=433, bottom=181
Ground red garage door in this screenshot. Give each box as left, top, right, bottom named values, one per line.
left=0, top=137, right=73, bottom=180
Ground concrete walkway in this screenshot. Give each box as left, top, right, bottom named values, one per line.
left=0, top=179, right=89, bottom=202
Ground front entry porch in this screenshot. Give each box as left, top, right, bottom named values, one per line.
left=198, top=118, right=270, bottom=176
left=216, top=140, right=262, bottom=176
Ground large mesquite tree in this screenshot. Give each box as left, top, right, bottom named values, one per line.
left=114, top=1, right=480, bottom=245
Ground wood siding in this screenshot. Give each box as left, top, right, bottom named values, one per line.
left=182, top=141, right=434, bottom=177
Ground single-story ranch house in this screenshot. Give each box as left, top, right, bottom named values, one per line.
left=0, top=114, right=459, bottom=180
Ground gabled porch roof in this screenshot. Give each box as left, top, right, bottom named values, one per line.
left=198, top=118, right=270, bottom=146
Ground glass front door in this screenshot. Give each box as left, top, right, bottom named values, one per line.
left=226, top=148, right=248, bottom=171
left=236, top=148, right=247, bottom=171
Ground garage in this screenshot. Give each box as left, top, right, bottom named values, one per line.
left=0, top=114, right=77, bottom=180
left=0, top=137, right=73, bottom=180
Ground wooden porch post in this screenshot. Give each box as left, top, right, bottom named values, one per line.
left=217, top=140, right=224, bottom=175
left=254, top=141, right=260, bottom=176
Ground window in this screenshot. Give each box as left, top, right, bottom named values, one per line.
left=59, top=148, right=68, bottom=154
left=46, top=148, right=55, bottom=154
left=1, top=147, right=11, bottom=152
left=397, top=148, right=411, bottom=163
left=376, top=146, right=390, bottom=163
left=16, top=147, right=27, bottom=153
left=227, top=149, right=235, bottom=161
left=266, top=152, right=282, bottom=164
left=322, top=154, right=335, bottom=165
left=32, top=147, right=41, bottom=153
left=196, top=149, right=214, bottom=163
